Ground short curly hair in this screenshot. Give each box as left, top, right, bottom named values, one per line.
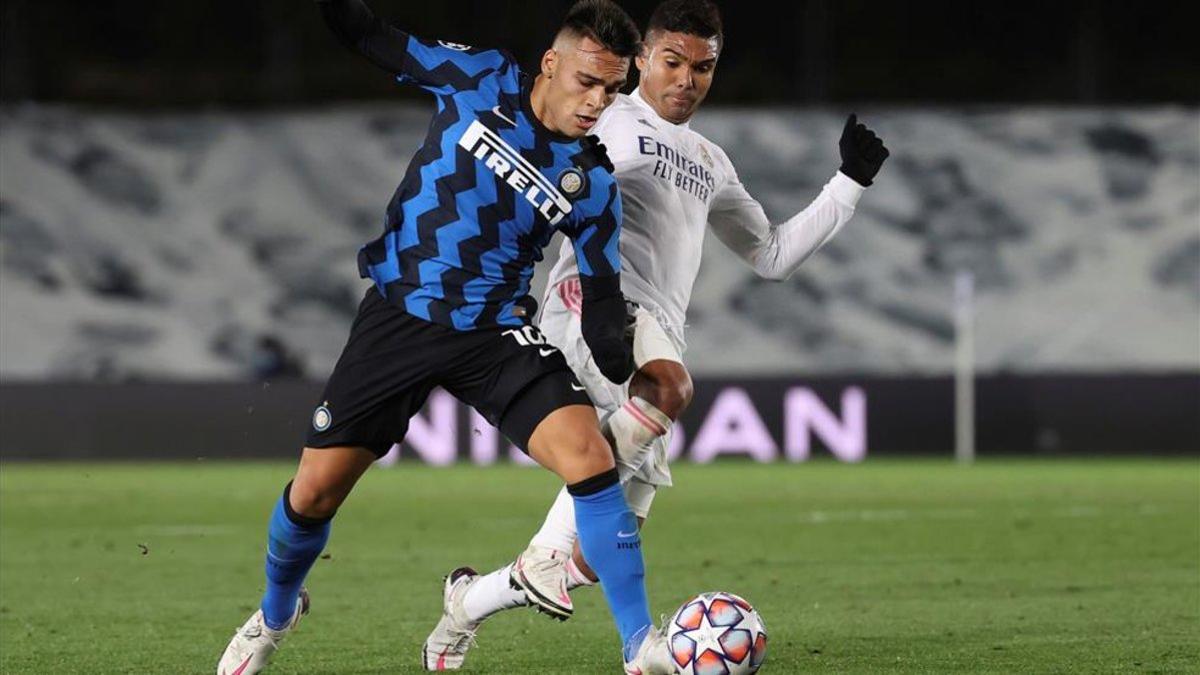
left=646, top=0, right=724, bottom=49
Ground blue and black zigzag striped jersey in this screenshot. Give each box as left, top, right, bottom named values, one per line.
left=330, top=11, right=623, bottom=331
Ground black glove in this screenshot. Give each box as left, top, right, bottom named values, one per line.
left=579, top=274, right=635, bottom=383
left=512, top=294, right=539, bottom=321
left=576, top=135, right=615, bottom=174
left=838, top=113, right=889, bottom=186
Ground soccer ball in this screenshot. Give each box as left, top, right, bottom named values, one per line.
left=665, top=591, right=768, bottom=675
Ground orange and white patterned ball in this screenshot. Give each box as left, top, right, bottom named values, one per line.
left=666, top=591, right=768, bottom=675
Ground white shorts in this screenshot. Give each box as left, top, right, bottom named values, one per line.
left=539, top=277, right=684, bottom=505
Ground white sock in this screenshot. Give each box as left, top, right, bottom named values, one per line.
left=461, top=563, right=528, bottom=623
left=565, top=556, right=597, bottom=590
left=529, top=486, right=577, bottom=553
left=606, top=397, right=672, bottom=481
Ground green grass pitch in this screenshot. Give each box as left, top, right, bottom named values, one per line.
left=1, top=459, right=1197, bottom=673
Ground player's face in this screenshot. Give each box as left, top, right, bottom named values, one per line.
left=540, top=36, right=629, bottom=137
left=636, top=31, right=719, bottom=125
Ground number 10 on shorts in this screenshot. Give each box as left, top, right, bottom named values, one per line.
left=502, top=326, right=548, bottom=347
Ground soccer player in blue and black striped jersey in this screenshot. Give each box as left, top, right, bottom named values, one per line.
left=216, top=1, right=674, bottom=673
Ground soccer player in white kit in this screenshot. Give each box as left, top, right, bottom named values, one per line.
left=421, top=2, right=888, bottom=669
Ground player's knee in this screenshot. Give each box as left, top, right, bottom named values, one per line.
left=287, top=478, right=344, bottom=520
left=631, top=362, right=693, bottom=420
left=664, top=373, right=695, bottom=418
left=575, top=431, right=617, bottom=474
left=555, top=429, right=617, bottom=482
left=527, top=406, right=618, bottom=482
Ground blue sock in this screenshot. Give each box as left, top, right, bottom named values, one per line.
left=569, top=469, right=652, bottom=659
left=260, top=482, right=331, bottom=630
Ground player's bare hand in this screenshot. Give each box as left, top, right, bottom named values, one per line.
left=838, top=114, right=889, bottom=186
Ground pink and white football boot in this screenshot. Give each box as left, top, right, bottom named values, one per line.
left=216, top=588, right=309, bottom=675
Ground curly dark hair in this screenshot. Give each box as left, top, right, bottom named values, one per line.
left=560, top=0, right=642, bottom=58
left=646, top=0, right=724, bottom=48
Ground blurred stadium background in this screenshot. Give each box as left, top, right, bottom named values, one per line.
left=0, top=1, right=1197, bottom=673
left=0, top=0, right=1196, bottom=461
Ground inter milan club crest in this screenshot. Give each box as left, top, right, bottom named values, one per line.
left=312, top=405, right=332, bottom=432
left=558, top=167, right=587, bottom=198
left=437, top=40, right=472, bottom=51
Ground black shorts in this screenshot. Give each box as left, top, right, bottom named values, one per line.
left=305, top=288, right=592, bottom=456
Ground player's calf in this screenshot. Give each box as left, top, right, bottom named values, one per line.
left=569, top=514, right=644, bottom=584
left=526, top=407, right=655, bottom=654
left=218, top=447, right=372, bottom=674
left=568, top=467, right=654, bottom=652
left=261, top=481, right=332, bottom=630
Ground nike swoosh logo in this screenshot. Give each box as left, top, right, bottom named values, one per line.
left=617, top=530, right=638, bottom=538
left=538, top=348, right=556, bottom=357
left=492, top=105, right=517, bottom=127
left=571, top=383, right=586, bottom=392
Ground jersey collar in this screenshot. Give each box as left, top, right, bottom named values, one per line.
left=631, top=87, right=691, bottom=129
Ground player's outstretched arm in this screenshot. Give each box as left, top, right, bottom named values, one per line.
left=317, top=0, right=409, bottom=73
left=708, top=114, right=889, bottom=281
left=318, top=0, right=510, bottom=93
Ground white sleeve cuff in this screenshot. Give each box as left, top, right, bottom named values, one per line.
left=829, top=171, right=867, bottom=208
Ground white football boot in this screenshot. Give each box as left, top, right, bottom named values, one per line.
left=509, top=544, right=572, bottom=621
left=624, top=625, right=677, bottom=675
left=422, top=566, right=481, bottom=671
left=216, top=588, right=309, bottom=675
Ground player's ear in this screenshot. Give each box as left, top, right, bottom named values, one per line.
left=636, top=33, right=653, bottom=73
left=542, top=49, right=558, bottom=79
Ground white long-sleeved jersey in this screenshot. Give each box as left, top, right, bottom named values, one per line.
left=543, top=88, right=866, bottom=349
